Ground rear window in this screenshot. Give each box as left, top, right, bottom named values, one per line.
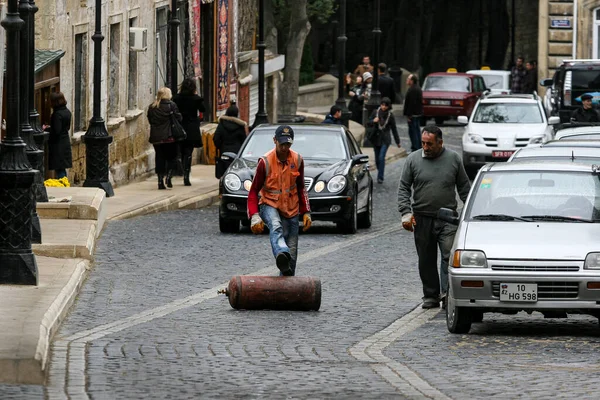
left=571, top=70, right=600, bottom=90
left=423, top=76, right=471, bottom=92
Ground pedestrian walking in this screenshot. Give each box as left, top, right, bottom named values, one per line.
left=322, top=105, right=342, bottom=124
left=247, top=125, right=312, bottom=276
left=173, top=78, right=206, bottom=186
left=403, top=74, right=423, bottom=152
left=571, top=94, right=600, bottom=122
left=44, top=92, right=72, bottom=179
left=510, top=56, right=527, bottom=94
left=368, top=97, right=401, bottom=184
left=397, top=125, right=471, bottom=309
left=353, top=55, right=374, bottom=77
left=213, top=104, right=249, bottom=179
left=147, top=87, right=182, bottom=190
left=377, top=63, right=396, bottom=104
left=348, top=74, right=365, bottom=124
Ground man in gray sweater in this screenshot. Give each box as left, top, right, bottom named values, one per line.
left=397, top=125, right=471, bottom=309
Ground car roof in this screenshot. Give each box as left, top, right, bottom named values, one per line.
left=482, top=161, right=595, bottom=173
left=253, top=123, right=346, bottom=133
left=480, top=94, right=538, bottom=103
left=425, top=72, right=476, bottom=78
left=554, top=125, right=600, bottom=137
left=512, top=146, right=600, bottom=159
left=466, top=69, right=510, bottom=76
left=544, top=139, right=600, bottom=148
left=560, top=59, right=600, bottom=68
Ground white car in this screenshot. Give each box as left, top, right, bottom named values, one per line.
left=467, top=69, right=511, bottom=95
left=459, top=94, right=560, bottom=178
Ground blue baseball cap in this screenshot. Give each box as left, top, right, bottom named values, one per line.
left=274, top=125, right=294, bottom=144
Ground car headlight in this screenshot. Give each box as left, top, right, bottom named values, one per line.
left=528, top=135, right=545, bottom=145
left=584, top=253, right=600, bottom=269
left=467, top=134, right=484, bottom=144
left=327, top=175, right=347, bottom=193
left=224, top=173, right=242, bottom=191
left=314, top=181, right=325, bottom=193
left=452, top=250, right=488, bottom=268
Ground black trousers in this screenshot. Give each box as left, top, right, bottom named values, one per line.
left=413, top=215, right=458, bottom=300
left=153, top=143, right=178, bottom=175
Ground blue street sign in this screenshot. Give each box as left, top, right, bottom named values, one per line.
left=551, top=19, right=571, bottom=28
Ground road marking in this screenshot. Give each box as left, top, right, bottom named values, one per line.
left=46, top=224, right=402, bottom=399
left=350, top=306, right=452, bottom=400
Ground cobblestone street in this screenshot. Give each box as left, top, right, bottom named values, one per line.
left=2, top=121, right=600, bottom=399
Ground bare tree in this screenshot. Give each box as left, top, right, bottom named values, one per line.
left=238, top=0, right=257, bottom=52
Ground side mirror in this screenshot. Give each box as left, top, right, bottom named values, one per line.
left=457, top=116, right=469, bottom=125
left=352, top=154, right=369, bottom=165
left=437, top=208, right=459, bottom=225
left=548, top=116, right=560, bottom=125
left=221, top=152, right=238, bottom=161
left=540, top=78, right=553, bottom=87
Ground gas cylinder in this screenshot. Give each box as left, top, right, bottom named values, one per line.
left=219, top=275, right=321, bottom=311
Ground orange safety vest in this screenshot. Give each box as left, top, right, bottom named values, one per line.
left=259, top=148, right=303, bottom=218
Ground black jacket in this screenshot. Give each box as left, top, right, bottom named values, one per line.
left=213, top=116, right=248, bottom=154
left=47, top=105, right=73, bottom=170
left=403, top=85, right=423, bottom=116
left=172, top=93, right=205, bottom=143
left=322, top=114, right=342, bottom=125
left=522, top=68, right=538, bottom=94
left=369, top=108, right=400, bottom=147
left=147, top=100, right=182, bottom=144
left=378, top=75, right=396, bottom=103
left=571, top=107, right=600, bottom=123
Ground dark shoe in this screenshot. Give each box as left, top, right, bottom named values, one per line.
left=276, top=252, right=293, bottom=276
left=377, top=179, right=384, bottom=184
left=158, top=175, right=166, bottom=190
left=166, top=170, right=173, bottom=188
left=183, top=173, right=191, bottom=186
left=422, top=298, right=440, bottom=309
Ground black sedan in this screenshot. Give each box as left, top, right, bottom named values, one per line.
left=218, top=124, right=373, bottom=234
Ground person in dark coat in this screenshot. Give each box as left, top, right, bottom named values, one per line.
left=213, top=105, right=249, bottom=179
left=44, top=92, right=72, bottom=179
left=173, top=78, right=206, bottom=186
left=377, top=63, right=396, bottom=104
left=348, top=75, right=365, bottom=124
left=369, top=97, right=401, bottom=184
left=322, top=105, right=342, bottom=124
left=571, top=94, right=600, bottom=122
left=403, top=74, right=424, bottom=152
left=522, top=61, right=538, bottom=94
left=147, top=87, right=182, bottom=190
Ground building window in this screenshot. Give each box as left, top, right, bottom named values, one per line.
left=155, top=7, right=169, bottom=92
left=74, top=33, right=88, bottom=132
left=108, top=23, right=121, bottom=117
left=594, top=8, right=600, bottom=59
left=128, top=17, right=138, bottom=110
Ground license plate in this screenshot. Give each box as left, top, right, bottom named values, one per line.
left=492, top=150, right=514, bottom=158
left=430, top=100, right=451, bottom=105
left=500, top=283, right=538, bottom=302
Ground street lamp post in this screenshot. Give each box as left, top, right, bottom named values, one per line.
left=83, top=0, right=114, bottom=197
left=252, top=0, right=268, bottom=129
left=0, top=0, right=38, bottom=285
left=365, top=0, right=382, bottom=118
left=328, top=15, right=338, bottom=77
left=334, top=0, right=351, bottom=128
left=18, top=0, right=42, bottom=244
left=169, top=0, right=180, bottom=93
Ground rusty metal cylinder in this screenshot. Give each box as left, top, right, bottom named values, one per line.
left=222, top=275, right=321, bottom=311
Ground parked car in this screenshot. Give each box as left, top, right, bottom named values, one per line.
left=439, top=161, right=600, bottom=333
left=544, top=139, right=600, bottom=148
left=508, top=145, right=600, bottom=164
left=218, top=124, right=373, bottom=234
left=422, top=70, right=487, bottom=125
left=553, top=122, right=600, bottom=140
left=466, top=69, right=511, bottom=95
left=540, top=59, right=600, bottom=122
left=459, top=93, right=560, bottom=178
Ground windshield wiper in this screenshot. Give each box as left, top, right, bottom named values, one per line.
left=472, top=214, right=533, bottom=222
left=521, top=215, right=594, bottom=223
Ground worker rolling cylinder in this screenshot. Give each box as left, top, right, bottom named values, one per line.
left=219, top=275, right=321, bottom=311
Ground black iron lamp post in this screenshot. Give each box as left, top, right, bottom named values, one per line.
left=83, top=0, right=114, bottom=197
left=334, top=0, right=351, bottom=128
left=169, top=0, right=180, bottom=93
left=0, top=0, right=38, bottom=285
left=365, top=0, right=382, bottom=119
left=252, top=0, right=268, bottom=129
left=18, top=0, right=42, bottom=244
left=328, top=14, right=338, bottom=77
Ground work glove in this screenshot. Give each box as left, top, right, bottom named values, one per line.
left=401, top=213, right=416, bottom=232
left=302, top=213, right=312, bottom=232
left=250, top=213, right=264, bottom=234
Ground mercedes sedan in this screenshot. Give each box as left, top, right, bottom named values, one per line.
left=218, top=124, right=373, bottom=234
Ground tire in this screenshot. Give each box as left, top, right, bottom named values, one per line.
left=357, top=187, right=373, bottom=229
left=471, top=311, right=484, bottom=323
left=434, top=117, right=445, bottom=126
left=219, top=217, right=239, bottom=233
left=446, top=285, right=472, bottom=334
left=337, top=196, right=358, bottom=234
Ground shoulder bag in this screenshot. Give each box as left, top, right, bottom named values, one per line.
left=169, top=103, right=187, bottom=142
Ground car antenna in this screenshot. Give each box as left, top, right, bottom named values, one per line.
left=572, top=150, right=575, bottom=161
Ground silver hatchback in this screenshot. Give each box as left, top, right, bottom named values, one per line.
left=439, top=162, right=600, bottom=333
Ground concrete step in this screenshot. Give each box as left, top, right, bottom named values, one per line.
left=38, top=187, right=106, bottom=232
left=33, top=219, right=97, bottom=260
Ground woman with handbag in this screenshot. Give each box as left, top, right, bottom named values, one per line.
left=212, top=105, right=249, bottom=179
left=368, top=97, right=401, bottom=184
left=173, top=78, right=206, bottom=186
left=147, top=87, right=182, bottom=190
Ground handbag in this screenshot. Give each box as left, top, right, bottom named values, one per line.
left=363, top=122, right=380, bottom=147
left=169, top=103, right=187, bottom=142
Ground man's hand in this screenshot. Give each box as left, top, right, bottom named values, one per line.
left=373, top=117, right=379, bottom=123
left=349, top=91, right=355, bottom=97
left=302, top=213, right=312, bottom=232
left=250, top=213, right=264, bottom=234
left=401, top=213, right=416, bottom=232
left=407, top=117, right=412, bottom=123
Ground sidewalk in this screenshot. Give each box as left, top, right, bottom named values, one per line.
left=0, top=115, right=407, bottom=384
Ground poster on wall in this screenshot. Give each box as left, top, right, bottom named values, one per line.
left=216, top=0, right=229, bottom=112
left=190, top=0, right=202, bottom=79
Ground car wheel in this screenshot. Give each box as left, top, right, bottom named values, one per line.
left=471, top=311, right=484, bottom=323
left=446, top=285, right=472, bottom=334
left=337, top=196, right=358, bottom=234
left=357, top=186, right=373, bottom=229
left=219, top=217, right=239, bottom=233
left=435, top=117, right=445, bottom=126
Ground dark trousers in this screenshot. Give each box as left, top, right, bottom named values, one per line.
left=180, top=141, right=195, bottom=173
left=413, top=215, right=458, bottom=299
left=153, top=143, right=178, bottom=175
left=407, top=117, right=421, bottom=152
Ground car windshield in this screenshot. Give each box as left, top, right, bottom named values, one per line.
left=423, top=76, right=471, bottom=92
left=467, top=170, right=600, bottom=221
left=480, top=75, right=505, bottom=89
left=241, top=128, right=348, bottom=160
left=472, top=103, right=543, bottom=123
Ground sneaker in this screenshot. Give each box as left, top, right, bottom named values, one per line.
left=377, top=179, right=384, bottom=184
left=422, top=298, right=440, bottom=309
left=276, top=252, right=293, bottom=276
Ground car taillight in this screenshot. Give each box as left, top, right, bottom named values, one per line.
left=452, top=99, right=464, bottom=107
left=422, top=99, right=428, bottom=105
left=564, top=90, right=571, bottom=106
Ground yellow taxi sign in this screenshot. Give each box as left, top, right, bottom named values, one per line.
left=446, top=68, right=458, bottom=73
left=481, top=66, right=491, bottom=70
